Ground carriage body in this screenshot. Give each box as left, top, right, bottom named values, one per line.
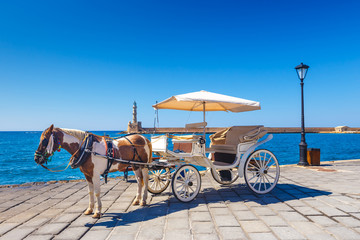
left=149, top=125, right=280, bottom=202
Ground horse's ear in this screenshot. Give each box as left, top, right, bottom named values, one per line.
left=49, top=124, right=54, bottom=132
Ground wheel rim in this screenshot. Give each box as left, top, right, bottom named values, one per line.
left=173, top=165, right=201, bottom=202
left=245, top=150, right=279, bottom=194
left=148, top=168, right=170, bottom=194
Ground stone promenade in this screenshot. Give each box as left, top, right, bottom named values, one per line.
left=1, top=160, right=360, bottom=240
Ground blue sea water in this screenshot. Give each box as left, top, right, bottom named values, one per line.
left=0, top=131, right=359, bottom=186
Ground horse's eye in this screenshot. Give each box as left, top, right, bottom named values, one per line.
left=42, top=138, right=48, bottom=146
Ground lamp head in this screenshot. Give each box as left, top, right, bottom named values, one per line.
left=295, top=63, right=309, bottom=81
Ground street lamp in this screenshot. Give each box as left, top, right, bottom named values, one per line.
left=295, top=63, right=310, bottom=166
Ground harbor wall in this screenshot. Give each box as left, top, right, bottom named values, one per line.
left=128, top=127, right=360, bottom=134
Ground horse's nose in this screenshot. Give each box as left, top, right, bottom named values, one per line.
left=34, top=155, right=40, bottom=163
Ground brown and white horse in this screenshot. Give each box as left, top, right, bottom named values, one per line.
left=34, top=124, right=152, bottom=218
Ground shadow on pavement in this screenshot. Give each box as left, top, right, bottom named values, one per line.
left=87, top=182, right=331, bottom=228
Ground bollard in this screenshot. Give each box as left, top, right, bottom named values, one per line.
left=307, top=148, right=320, bottom=166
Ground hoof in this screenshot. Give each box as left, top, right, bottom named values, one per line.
left=92, top=212, right=101, bottom=219
left=132, top=199, right=140, bottom=206
left=84, top=209, right=93, bottom=215
left=140, top=201, right=147, bottom=206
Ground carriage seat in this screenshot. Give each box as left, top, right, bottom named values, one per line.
left=209, top=126, right=267, bottom=154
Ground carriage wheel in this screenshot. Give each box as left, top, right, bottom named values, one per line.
left=148, top=168, right=171, bottom=194
left=211, top=168, right=239, bottom=185
left=244, top=149, right=280, bottom=194
left=172, top=165, right=201, bottom=202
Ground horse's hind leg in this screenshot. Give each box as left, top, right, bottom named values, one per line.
left=132, top=167, right=143, bottom=206
left=92, top=173, right=102, bottom=218
left=140, top=168, right=149, bottom=206
left=84, top=175, right=95, bottom=215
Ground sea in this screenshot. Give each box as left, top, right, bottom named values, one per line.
left=0, top=131, right=359, bottom=186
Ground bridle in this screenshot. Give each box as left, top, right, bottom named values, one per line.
left=35, top=133, right=61, bottom=166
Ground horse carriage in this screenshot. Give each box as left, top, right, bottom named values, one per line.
left=147, top=91, right=280, bottom=202
left=34, top=90, right=280, bottom=218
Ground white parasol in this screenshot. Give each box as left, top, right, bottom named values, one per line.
left=152, top=90, right=261, bottom=136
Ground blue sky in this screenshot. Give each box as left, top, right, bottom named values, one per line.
left=0, top=0, right=359, bottom=131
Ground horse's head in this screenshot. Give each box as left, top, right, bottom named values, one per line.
left=34, top=124, right=60, bottom=165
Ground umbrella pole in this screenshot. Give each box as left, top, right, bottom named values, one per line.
left=203, top=102, right=206, bottom=138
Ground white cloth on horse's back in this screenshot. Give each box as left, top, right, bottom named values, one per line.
left=60, top=128, right=86, bottom=141
left=46, top=135, right=54, bottom=154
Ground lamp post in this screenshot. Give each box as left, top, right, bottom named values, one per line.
left=295, top=63, right=310, bottom=166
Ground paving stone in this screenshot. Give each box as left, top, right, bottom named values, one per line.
left=233, top=211, right=257, bottom=221
left=325, top=226, right=360, bottom=240
left=251, top=207, right=276, bottom=216
left=271, top=226, right=306, bottom=239
left=70, top=215, right=98, bottom=227
left=0, top=226, right=35, bottom=240
left=279, top=211, right=308, bottom=222
left=248, top=232, right=277, bottom=240
left=308, top=215, right=338, bottom=226
left=137, top=224, right=163, bottom=240
left=333, top=216, right=360, bottom=228
left=23, top=235, right=53, bottom=240
left=108, top=233, right=137, bottom=240
left=193, top=233, right=220, bottom=240
left=239, top=220, right=269, bottom=233
left=166, top=217, right=189, bottom=230
left=213, top=215, right=239, bottom=227
left=164, top=229, right=191, bottom=240
left=80, top=229, right=112, bottom=240
left=317, top=206, right=348, bottom=217
left=167, top=210, right=188, bottom=218
left=53, top=227, right=88, bottom=239
left=218, top=226, right=247, bottom=240
left=34, top=223, right=69, bottom=235
left=293, top=206, right=322, bottom=216
left=52, top=213, right=81, bottom=223
left=191, top=222, right=216, bottom=234
left=190, top=211, right=212, bottom=222
left=0, top=222, right=19, bottom=236
left=291, top=221, right=333, bottom=239
left=260, top=215, right=288, bottom=227
left=23, top=217, right=51, bottom=227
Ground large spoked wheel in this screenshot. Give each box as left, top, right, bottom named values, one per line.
left=244, top=149, right=280, bottom=194
left=211, top=168, right=239, bottom=185
left=148, top=168, right=171, bottom=194
left=172, top=164, right=201, bottom=202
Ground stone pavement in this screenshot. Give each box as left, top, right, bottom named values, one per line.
left=1, top=160, right=360, bottom=240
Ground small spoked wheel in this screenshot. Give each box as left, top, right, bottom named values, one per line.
left=148, top=168, right=171, bottom=194
left=172, top=164, right=201, bottom=202
left=211, top=168, right=239, bottom=185
left=244, top=149, right=280, bottom=194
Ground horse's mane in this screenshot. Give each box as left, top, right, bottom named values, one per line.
left=60, top=128, right=87, bottom=141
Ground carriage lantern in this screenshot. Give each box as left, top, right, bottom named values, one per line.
left=295, top=63, right=310, bottom=166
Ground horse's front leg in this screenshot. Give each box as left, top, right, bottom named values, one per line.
left=141, top=168, right=149, bottom=206
left=92, top=173, right=102, bottom=218
left=84, top=175, right=95, bottom=215
left=132, top=167, right=143, bottom=206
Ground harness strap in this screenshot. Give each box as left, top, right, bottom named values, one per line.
left=40, top=160, right=71, bottom=172
left=123, top=136, right=143, bottom=162
left=101, top=137, right=115, bottom=184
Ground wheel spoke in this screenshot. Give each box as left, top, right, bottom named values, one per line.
left=262, top=176, right=267, bottom=191
left=251, top=173, right=261, bottom=187
left=249, top=163, right=260, bottom=170
left=264, top=174, right=272, bottom=185
left=265, top=162, right=275, bottom=170
left=247, top=172, right=259, bottom=182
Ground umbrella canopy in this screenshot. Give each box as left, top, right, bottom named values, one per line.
left=152, top=90, right=261, bottom=112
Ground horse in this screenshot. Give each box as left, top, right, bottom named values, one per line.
left=34, top=124, right=152, bottom=218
